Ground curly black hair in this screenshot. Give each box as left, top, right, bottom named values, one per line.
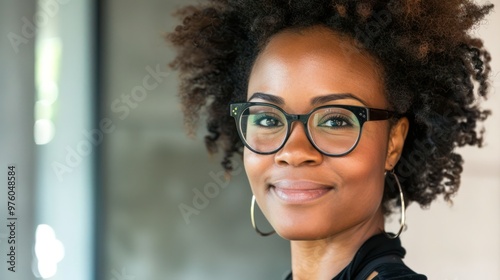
left=167, top=0, right=493, bottom=214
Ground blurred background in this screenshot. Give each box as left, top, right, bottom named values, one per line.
left=0, top=0, right=498, bottom=279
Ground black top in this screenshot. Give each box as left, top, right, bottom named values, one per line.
left=284, top=233, right=427, bottom=280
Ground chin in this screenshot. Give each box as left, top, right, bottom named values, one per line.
left=276, top=227, right=334, bottom=241
left=271, top=218, right=335, bottom=241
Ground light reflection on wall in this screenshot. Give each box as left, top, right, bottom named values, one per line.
left=34, top=224, right=65, bottom=279
left=32, top=0, right=94, bottom=279
left=34, top=38, right=61, bottom=145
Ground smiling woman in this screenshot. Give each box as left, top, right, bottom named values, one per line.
left=167, top=0, right=493, bottom=279
left=241, top=27, right=410, bottom=279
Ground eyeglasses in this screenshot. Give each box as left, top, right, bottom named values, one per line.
left=230, top=102, right=396, bottom=156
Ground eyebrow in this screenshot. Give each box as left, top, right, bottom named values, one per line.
left=310, top=93, right=368, bottom=106
left=248, top=92, right=285, bottom=104
left=248, top=92, right=368, bottom=106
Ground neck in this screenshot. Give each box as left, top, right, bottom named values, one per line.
left=289, top=211, right=384, bottom=280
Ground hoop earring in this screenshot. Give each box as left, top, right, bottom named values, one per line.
left=385, top=170, right=406, bottom=239
left=250, top=195, right=275, bottom=236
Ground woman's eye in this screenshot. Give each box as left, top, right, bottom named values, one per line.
left=253, top=115, right=283, bottom=127
left=318, top=116, right=352, bottom=128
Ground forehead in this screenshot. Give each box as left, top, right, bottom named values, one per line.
left=248, top=25, right=387, bottom=109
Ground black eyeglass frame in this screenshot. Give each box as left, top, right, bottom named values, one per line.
left=230, top=102, right=397, bottom=157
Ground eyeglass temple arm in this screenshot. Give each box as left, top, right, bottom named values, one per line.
left=368, top=108, right=398, bottom=120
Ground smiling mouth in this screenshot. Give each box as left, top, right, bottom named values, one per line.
left=270, top=183, right=333, bottom=203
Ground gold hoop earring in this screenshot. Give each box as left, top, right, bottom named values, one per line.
left=385, top=170, right=406, bottom=239
left=250, top=195, right=275, bottom=236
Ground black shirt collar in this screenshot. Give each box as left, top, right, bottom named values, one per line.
left=284, top=233, right=406, bottom=280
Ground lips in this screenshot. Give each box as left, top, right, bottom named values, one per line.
left=270, top=180, right=333, bottom=203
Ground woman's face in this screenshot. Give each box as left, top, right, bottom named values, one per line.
left=244, top=26, right=402, bottom=240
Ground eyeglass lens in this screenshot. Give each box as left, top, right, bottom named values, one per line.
left=239, top=104, right=361, bottom=155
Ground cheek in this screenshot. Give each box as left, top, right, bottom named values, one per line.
left=339, top=125, right=389, bottom=202
left=243, top=148, right=271, bottom=193
left=357, top=124, right=390, bottom=172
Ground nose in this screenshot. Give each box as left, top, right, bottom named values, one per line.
left=274, top=122, right=323, bottom=167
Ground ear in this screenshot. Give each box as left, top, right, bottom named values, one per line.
left=385, top=117, right=409, bottom=171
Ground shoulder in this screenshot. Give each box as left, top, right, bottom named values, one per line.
left=372, top=263, right=427, bottom=280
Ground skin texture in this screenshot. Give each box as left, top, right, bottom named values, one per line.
left=243, top=26, right=409, bottom=279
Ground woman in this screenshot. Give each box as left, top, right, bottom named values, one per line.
left=167, top=0, right=493, bottom=279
